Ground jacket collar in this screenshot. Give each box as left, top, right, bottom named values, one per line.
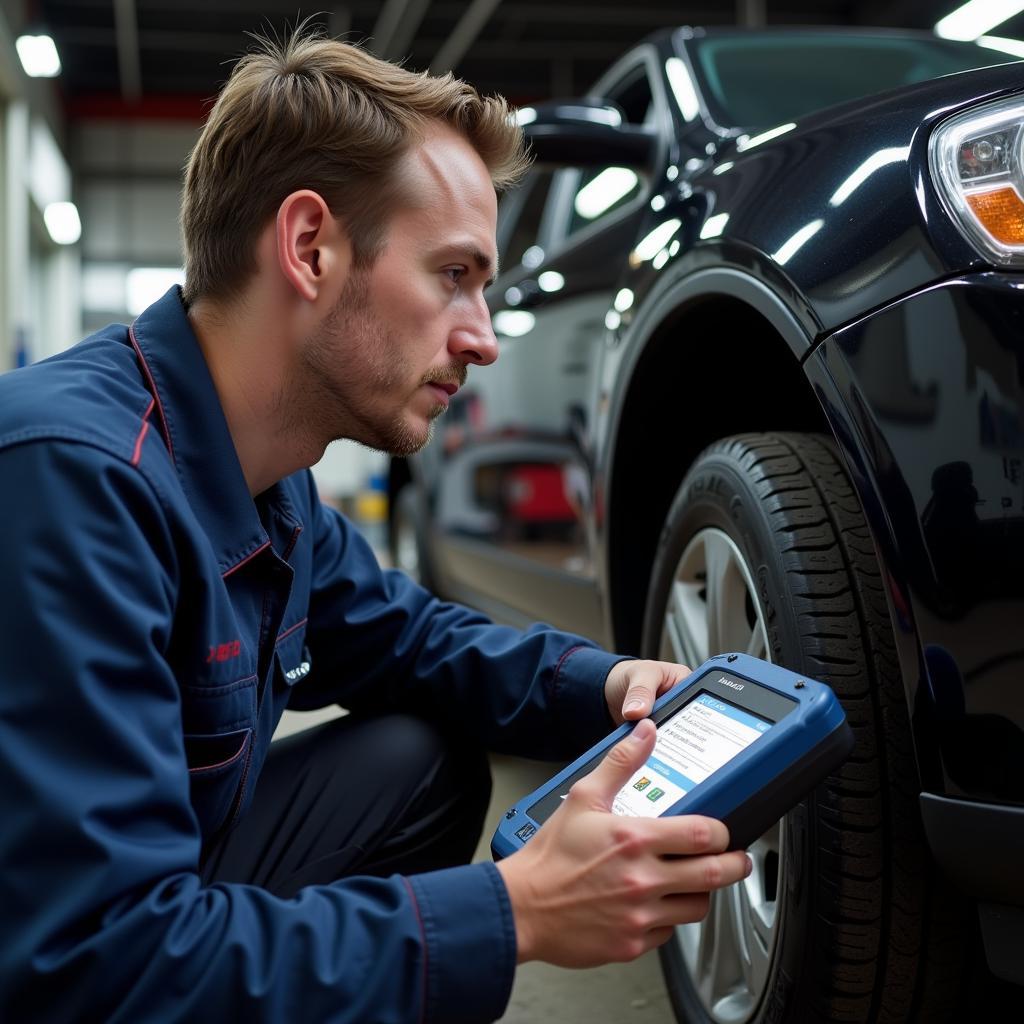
left=129, top=286, right=300, bottom=575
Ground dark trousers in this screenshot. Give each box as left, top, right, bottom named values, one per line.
left=200, top=713, right=492, bottom=898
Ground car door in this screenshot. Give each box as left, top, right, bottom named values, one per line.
left=424, top=51, right=667, bottom=639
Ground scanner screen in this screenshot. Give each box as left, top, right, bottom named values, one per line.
left=612, top=692, right=770, bottom=818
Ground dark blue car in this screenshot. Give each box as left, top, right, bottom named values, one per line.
left=390, top=28, right=1024, bottom=1024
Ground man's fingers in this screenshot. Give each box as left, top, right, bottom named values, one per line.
left=660, top=850, right=753, bottom=895
left=650, top=894, right=712, bottom=930
left=647, top=814, right=731, bottom=856
left=574, top=719, right=656, bottom=807
left=621, top=678, right=659, bottom=719
left=620, top=661, right=689, bottom=719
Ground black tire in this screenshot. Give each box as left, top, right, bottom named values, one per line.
left=643, top=433, right=968, bottom=1024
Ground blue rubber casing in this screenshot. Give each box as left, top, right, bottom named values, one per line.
left=492, top=653, right=853, bottom=859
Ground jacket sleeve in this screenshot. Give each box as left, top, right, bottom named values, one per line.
left=0, top=440, right=514, bottom=1024
left=296, top=472, right=624, bottom=760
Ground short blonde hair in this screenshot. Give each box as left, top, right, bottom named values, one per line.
left=181, top=28, right=529, bottom=305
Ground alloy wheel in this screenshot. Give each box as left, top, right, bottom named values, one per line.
left=657, top=527, right=783, bottom=1024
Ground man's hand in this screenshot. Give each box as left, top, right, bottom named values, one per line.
left=495, top=719, right=751, bottom=968
left=604, top=659, right=688, bottom=724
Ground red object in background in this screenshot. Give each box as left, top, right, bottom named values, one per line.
left=504, top=464, right=576, bottom=522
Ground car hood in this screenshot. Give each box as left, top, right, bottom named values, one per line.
left=682, top=59, right=1024, bottom=335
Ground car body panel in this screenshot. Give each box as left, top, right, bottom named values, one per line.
left=809, top=273, right=1024, bottom=805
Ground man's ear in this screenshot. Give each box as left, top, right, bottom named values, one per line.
left=275, top=190, right=351, bottom=302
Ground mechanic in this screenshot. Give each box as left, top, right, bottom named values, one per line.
left=0, top=28, right=751, bottom=1023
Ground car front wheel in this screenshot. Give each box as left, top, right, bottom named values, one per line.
left=641, top=432, right=966, bottom=1024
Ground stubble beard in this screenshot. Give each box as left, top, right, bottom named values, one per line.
left=296, top=273, right=463, bottom=458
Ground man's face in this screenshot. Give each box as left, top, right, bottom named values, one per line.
left=300, top=127, right=500, bottom=456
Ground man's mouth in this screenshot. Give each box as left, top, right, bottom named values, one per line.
left=425, top=382, right=457, bottom=408
left=422, top=368, right=465, bottom=410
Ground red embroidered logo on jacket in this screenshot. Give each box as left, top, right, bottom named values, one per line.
left=206, top=640, right=242, bottom=663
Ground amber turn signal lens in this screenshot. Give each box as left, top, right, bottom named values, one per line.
left=965, top=186, right=1024, bottom=245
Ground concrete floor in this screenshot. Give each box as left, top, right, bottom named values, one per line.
left=277, top=709, right=677, bottom=1023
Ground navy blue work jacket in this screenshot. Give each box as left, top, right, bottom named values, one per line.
left=0, top=288, right=622, bottom=1022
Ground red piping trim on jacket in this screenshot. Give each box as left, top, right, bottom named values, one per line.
left=281, top=524, right=303, bottom=562
left=552, top=644, right=584, bottom=687
left=131, top=398, right=154, bottom=467
left=128, top=323, right=176, bottom=465
left=275, top=617, right=308, bottom=645
left=187, top=730, right=249, bottom=774
left=401, top=877, right=428, bottom=1024
left=221, top=540, right=271, bottom=578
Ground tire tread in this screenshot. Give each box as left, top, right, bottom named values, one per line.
left=652, top=432, right=966, bottom=1024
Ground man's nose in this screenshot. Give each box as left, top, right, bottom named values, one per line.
left=449, top=299, right=499, bottom=366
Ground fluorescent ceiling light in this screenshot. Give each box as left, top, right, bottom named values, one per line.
left=574, top=167, right=639, bottom=220
left=665, top=58, right=700, bottom=121
left=16, top=35, right=61, bottom=77
left=127, top=268, right=185, bottom=315
left=560, top=105, right=621, bottom=127
left=537, top=271, right=564, bottom=292
left=613, top=288, right=634, bottom=312
left=43, top=202, right=81, bottom=245
left=977, top=33, right=1024, bottom=56
left=736, top=123, right=797, bottom=152
left=773, top=219, right=824, bottom=265
left=700, top=213, right=731, bottom=239
left=492, top=310, right=536, bottom=337
left=515, top=107, right=537, bottom=126
left=633, top=218, right=682, bottom=261
left=521, top=245, right=545, bottom=269
left=829, top=147, right=910, bottom=207
left=936, top=1, right=1024, bottom=41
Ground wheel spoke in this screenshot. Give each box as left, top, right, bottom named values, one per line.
left=707, top=887, right=752, bottom=1023
left=703, top=531, right=732, bottom=654
left=733, top=870, right=771, bottom=996
left=745, top=623, right=767, bottom=658
left=664, top=580, right=708, bottom=666
left=700, top=897, right=724, bottom=1007
left=737, top=821, right=782, bottom=996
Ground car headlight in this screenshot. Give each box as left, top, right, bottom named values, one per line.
left=930, top=94, right=1024, bottom=265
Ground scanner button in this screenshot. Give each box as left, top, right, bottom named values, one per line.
left=515, top=823, right=537, bottom=842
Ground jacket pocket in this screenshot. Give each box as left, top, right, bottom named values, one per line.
left=184, top=727, right=252, bottom=836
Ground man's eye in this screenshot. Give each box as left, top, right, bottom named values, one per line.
left=445, top=267, right=466, bottom=284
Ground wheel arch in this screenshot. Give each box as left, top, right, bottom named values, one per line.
left=605, top=282, right=829, bottom=654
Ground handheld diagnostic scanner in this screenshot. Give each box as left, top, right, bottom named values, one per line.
left=493, top=653, right=854, bottom=859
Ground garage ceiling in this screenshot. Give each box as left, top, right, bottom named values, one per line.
left=18, top=0, right=1024, bottom=115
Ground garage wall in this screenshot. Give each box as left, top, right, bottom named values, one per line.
left=0, top=1, right=79, bottom=369
left=75, top=118, right=195, bottom=333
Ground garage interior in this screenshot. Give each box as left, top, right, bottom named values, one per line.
left=1, top=2, right=1021, bottom=1021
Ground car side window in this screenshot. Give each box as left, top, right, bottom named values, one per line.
left=564, top=68, right=655, bottom=239
left=498, top=168, right=556, bottom=272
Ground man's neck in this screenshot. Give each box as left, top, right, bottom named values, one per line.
left=187, top=294, right=323, bottom=497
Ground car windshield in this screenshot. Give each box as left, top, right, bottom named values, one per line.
left=688, top=32, right=1024, bottom=129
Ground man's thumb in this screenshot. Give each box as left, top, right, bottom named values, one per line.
left=589, top=718, right=656, bottom=805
